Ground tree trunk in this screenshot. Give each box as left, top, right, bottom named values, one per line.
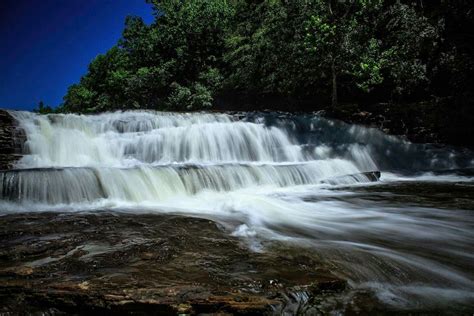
left=331, top=58, right=337, bottom=108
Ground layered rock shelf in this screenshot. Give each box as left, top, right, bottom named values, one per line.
left=0, top=212, right=367, bottom=314
left=0, top=110, right=23, bottom=170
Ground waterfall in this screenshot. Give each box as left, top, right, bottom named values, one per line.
left=2, top=110, right=472, bottom=208
left=1, top=110, right=381, bottom=206
left=2, top=110, right=473, bottom=310
left=1, top=161, right=371, bottom=204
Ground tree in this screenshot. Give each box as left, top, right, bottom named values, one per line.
left=304, top=1, right=439, bottom=106
left=304, top=1, right=385, bottom=107
left=61, top=0, right=233, bottom=113
left=34, top=101, right=53, bottom=114
left=58, top=0, right=467, bottom=115
left=224, top=1, right=318, bottom=97
left=62, top=84, right=96, bottom=113
left=380, top=2, right=438, bottom=97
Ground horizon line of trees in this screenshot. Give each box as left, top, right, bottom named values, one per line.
left=38, top=0, right=472, bottom=114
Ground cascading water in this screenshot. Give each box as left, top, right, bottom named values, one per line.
left=1, top=110, right=473, bottom=310
left=2, top=110, right=382, bottom=206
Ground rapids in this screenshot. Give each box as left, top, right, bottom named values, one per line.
left=1, top=110, right=473, bottom=311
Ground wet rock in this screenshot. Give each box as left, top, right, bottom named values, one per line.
left=0, top=266, right=34, bottom=277
left=0, top=212, right=349, bottom=314
left=308, top=279, right=347, bottom=294
left=0, top=109, right=24, bottom=170
left=364, top=170, right=381, bottom=181
left=321, top=170, right=381, bottom=185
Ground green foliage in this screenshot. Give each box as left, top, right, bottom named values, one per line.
left=381, top=3, right=438, bottom=95
left=166, top=82, right=213, bottom=110
left=167, top=83, right=192, bottom=110
left=224, top=1, right=320, bottom=95
left=34, top=101, right=54, bottom=114
left=303, top=1, right=435, bottom=104
left=61, top=0, right=232, bottom=113
left=62, top=84, right=96, bottom=112
left=59, top=0, right=470, bottom=113
left=354, top=39, right=384, bottom=93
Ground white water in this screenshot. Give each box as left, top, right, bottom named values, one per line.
left=1, top=110, right=474, bottom=310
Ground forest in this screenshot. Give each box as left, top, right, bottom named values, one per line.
left=43, top=0, right=473, bottom=145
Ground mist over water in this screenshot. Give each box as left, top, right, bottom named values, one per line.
left=1, top=110, right=474, bottom=310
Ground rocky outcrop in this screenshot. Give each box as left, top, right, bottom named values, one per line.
left=0, top=110, right=23, bottom=170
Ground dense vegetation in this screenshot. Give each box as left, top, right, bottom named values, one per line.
left=43, top=0, right=473, bottom=145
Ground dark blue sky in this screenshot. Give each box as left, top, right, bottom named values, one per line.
left=0, top=0, right=153, bottom=110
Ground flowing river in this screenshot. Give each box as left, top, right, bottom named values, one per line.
left=1, top=110, right=473, bottom=312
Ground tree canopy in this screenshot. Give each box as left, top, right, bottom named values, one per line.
left=59, top=0, right=473, bottom=114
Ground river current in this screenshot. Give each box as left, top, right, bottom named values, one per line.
left=1, top=110, right=473, bottom=311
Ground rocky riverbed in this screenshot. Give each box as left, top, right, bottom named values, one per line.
left=0, top=212, right=379, bottom=315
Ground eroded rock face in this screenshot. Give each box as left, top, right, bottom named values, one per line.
left=0, top=212, right=368, bottom=315
left=0, top=110, right=23, bottom=170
